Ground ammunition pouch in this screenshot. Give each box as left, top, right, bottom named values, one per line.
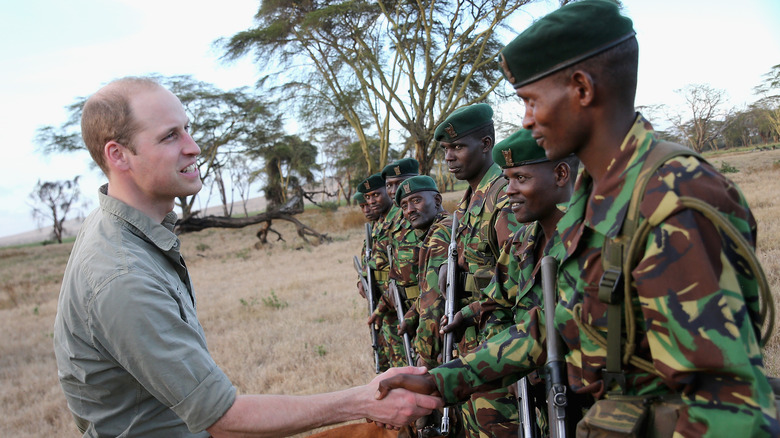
left=397, top=285, right=419, bottom=310
left=460, top=272, right=492, bottom=300
left=576, top=393, right=683, bottom=438
left=374, top=269, right=389, bottom=283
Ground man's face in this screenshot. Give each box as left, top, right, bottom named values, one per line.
left=502, top=162, right=559, bottom=224
left=399, top=191, right=441, bottom=230
left=385, top=175, right=410, bottom=201
left=364, top=187, right=392, bottom=217
left=124, top=87, right=202, bottom=209
left=360, top=202, right=378, bottom=221
left=440, top=135, right=489, bottom=182
left=516, top=74, right=584, bottom=161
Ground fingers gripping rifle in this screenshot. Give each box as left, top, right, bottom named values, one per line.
left=356, top=222, right=381, bottom=374
left=386, top=246, right=416, bottom=367
left=541, top=256, right=568, bottom=438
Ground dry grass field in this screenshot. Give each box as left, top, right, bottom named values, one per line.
left=0, top=148, right=778, bottom=437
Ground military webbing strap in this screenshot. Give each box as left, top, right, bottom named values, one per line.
left=599, top=141, right=703, bottom=393
left=597, top=140, right=775, bottom=394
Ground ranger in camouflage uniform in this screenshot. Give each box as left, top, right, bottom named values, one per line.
left=357, top=173, right=394, bottom=371
left=482, top=129, right=581, bottom=435
left=368, top=158, right=421, bottom=367
left=395, top=176, right=462, bottom=435
left=394, top=176, right=452, bottom=370
left=378, top=1, right=780, bottom=436
left=435, top=104, right=522, bottom=438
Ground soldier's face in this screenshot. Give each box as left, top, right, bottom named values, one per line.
left=503, top=162, right=559, bottom=224
left=365, top=188, right=392, bottom=216
left=440, top=136, right=490, bottom=182
left=516, top=73, right=585, bottom=161
left=399, top=191, right=441, bottom=230
left=385, top=175, right=408, bottom=201
left=360, top=202, right=377, bottom=221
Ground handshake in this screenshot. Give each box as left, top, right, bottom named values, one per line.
left=366, top=366, right=443, bottom=429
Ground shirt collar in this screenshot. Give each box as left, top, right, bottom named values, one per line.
left=98, top=184, right=180, bottom=252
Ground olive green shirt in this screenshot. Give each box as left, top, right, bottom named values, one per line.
left=54, top=185, right=236, bottom=437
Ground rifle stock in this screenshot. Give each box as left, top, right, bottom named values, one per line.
left=541, top=255, right=568, bottom=438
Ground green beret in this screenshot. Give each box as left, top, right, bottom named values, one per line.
left=352, top=191, right=367, bottom=204
left=357, top=173, right=385, bottom=194
left=382, top=158, right=419, bottom=180
left=394, top=175, right=440, bottom=205
left=499, top=0, right=635, bottom=88
left=492, top=129, right=548, bottom=168
left=434, top=103, right=494, bottom=142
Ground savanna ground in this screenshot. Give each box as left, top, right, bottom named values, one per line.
left=1, top=148, right=779, bottom=437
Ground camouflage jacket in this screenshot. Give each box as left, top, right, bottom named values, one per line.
left=481, top=221, right=549, bottom=342
left=412, top=212, right=453, bottom=368
left=429, top=114, right=779, bottom=436
left=372, top=204, right=420, bottom=313
left=454, top=163, right=521, bottom=326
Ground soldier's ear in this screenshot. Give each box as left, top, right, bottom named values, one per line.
left=569, top=70, right=595, bottom=107
left=434, top=193, right=443, bottom=207
left=554, top=162, right=570, bottom=187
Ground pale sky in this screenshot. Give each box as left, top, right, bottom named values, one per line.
left=1, top=0, right=778, bottom=238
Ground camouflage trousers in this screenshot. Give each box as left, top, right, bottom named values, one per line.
left=415, top=293, right=445, bottom=369
left=381, top=309, right=410, bottom=367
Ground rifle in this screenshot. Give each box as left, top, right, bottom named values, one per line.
left=356, top=222, right=381, bottom=374
left=441, top=214, right=460, bottom=436
left=517, top=376, right=538, bottom=438
left=386, top=246, right=415, bottom=367
left=541, top=255, right=568, bottom=438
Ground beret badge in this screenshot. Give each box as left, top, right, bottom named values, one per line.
left=444, top=124, right=457, bottom=139
left=502, top=149, right=514, bottom=167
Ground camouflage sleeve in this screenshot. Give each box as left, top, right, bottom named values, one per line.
left=633, top=157, right=779, bottom=436
left=429, top=303, right=547, bottom=404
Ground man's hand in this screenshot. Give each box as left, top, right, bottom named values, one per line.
left=367, top=312, right=383, bottom=329
left=437, top=264, right=448, bottom=296
left=375, top=370, right=439, bottom=400
left=357, top=281, right=367, bottom=299
left=365, top=367, right=443, bottom=429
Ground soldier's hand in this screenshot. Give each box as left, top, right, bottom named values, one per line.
left=398, top=319, right=413, bottom=337
left=440, top=310, right=467, bottom=333
left=437, top=264, right=448, bottom=295
left=440, top=311, right=467, bottom=343
left=357, top=281, right=367, bottom=299
left=375, top=371, right=439, bottom=400
left=368, top=312, right=383, bottom=329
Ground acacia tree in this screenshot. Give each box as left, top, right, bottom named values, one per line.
left=248, top=134, right=321, bottom=209
left=29, top=176, right=85, bottom=244
left=667, top=84, right=733, bottom=152
left=35, top=75, right=283, bottom=221
left=219, top=0, right=533, bottom=175
left=753, top=63, right=780, bottom=143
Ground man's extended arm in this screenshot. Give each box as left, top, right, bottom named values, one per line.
left=208, top=366, right=442, bottom=438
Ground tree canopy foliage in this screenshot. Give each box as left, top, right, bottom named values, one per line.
left=219, top=0, right=533, bottom=175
